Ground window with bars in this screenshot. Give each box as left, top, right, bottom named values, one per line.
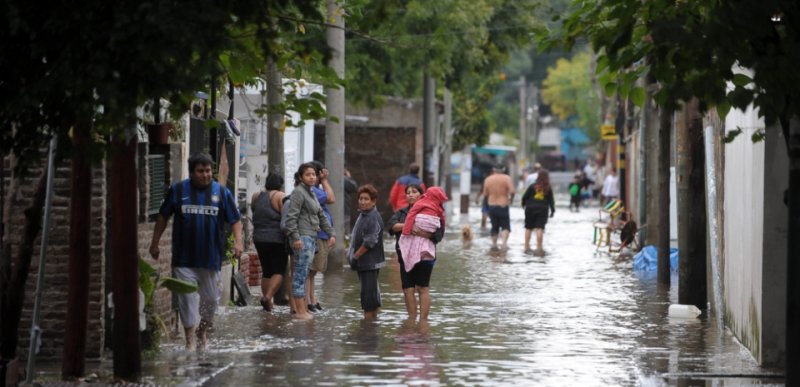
left=147, top=154, right=166, bottom=216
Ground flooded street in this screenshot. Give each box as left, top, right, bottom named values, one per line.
left=36, top=193, right=783, bottom=386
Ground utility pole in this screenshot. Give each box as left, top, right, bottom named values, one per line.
left=439, top=88, right=453, bottom=199
left=267, top=60, right=284, bottom=176
left=325, top=0, right=346, bottom=251
left=519, top=76, right=527, bottom=169
left=266, top=59, right=289, bottom=303
left=644, top=85, right=660, bottom=248
left=423, top=74, right=437, bottom=188
left=656, top=105, right=673, bottom=285
left=460, top=144, right=471, bottom=214
left=529, top=84, right=539, bottom=164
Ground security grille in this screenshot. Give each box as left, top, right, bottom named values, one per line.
left=147, top=154, right=166, bottom=215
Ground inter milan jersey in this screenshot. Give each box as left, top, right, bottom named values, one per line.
left=159, top=179, right=241, bottom=270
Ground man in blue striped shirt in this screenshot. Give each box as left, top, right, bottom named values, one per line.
left=149, top=153, right=243, bottom=351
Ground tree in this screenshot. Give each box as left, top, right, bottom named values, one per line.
left=345, top=0, right=541, bottom=147
left=540, top=49, right=601, bottom=142
left=544, top=0, right=800, bottom=378
left=0, top=0, right=328, bottom=381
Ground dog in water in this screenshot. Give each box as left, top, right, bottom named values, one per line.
left=461, top=224, right=473, bottom=248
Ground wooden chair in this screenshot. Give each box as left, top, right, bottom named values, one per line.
left=593, top=200, right=639, bottom=254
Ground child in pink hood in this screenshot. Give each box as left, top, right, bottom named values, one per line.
left=398, top=186, right=448, bottom=270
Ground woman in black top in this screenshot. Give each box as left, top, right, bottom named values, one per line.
left=251, top=173, right=288, bottom=312
left=521, top=169, right=555, bottom=256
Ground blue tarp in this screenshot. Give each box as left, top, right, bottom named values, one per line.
left=633, top=245, right=679, bottom=272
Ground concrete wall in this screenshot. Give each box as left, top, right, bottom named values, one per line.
left=722, top=104, right=766, bottom=363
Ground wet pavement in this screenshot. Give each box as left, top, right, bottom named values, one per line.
left=30, top=192, right=784, bottom=386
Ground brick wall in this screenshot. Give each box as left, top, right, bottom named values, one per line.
left=9, top=160, right=107, bottom=360
left=237, top=252, right=249, bottom=283
left=315, top=126, right=420, bottom=223
left=247, top=251, right=262, bottom=286
left=137, top=144, right=180, bottom=325
left=313, top=98, right=424, bottom=225
left=6, top=142, right=185, bottom=362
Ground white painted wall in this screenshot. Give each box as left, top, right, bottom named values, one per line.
left=722, top=103, right=765, bottom=361
left=283, top=110, right=315, bottom=195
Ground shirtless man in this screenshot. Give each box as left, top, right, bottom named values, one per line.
left=475, top=166, right=515, bottom=249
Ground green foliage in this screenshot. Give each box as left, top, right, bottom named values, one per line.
left=345, top=0, right=544, bottom=146
left=226, top=233, right=237, bottom=266
left=138, top=257, right=197, bottom=352
left=453, top=78, right=497, bottom=149
left=723, top=128, right=743, bottom=144
left=722, top=127, right=766, bottom=144
left=0, top=0, right=329, bottom=173
left=542, top=0, right=800, bottom=137
left=138, top=258, right=198, bottom=307
left=540, top=49, right=601, bottom=144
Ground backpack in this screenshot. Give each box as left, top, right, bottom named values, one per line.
left=569, top=183, right=580, bottom=196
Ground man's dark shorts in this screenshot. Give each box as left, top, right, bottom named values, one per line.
left=488, top=205, right=511, bottom=236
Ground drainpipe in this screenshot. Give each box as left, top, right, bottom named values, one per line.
left=25, top=135, right=57, bottom=383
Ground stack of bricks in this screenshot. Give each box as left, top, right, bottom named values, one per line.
left=237, top=251, right=249, bottom=281
left=247, top=251, right=262, bottom=286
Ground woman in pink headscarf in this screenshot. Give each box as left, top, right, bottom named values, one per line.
left=396, top=186, right=447, bottom=321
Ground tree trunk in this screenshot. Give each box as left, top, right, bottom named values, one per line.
left=786, top=115, right=800, bottom=384
left=677, top=99, right=707, bottom=307
left=657, top=105, right=672, bottom=285
left=440, top=89, right=453, bottom=196
left=61, top=127, right=92, bottom=379
left=0, top=159, right=48, bottom=360
left=110, top=134, right=141, bottom=380
left=644, top=86, right=660, bottom=246
left=639, top=85, right=653, bottom=246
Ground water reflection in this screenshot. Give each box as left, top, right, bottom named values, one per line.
left=32, top=196, right=782, bottom=386
left=394, top=319, right=440, bottom=385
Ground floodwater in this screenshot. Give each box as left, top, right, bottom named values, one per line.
left=33, top=194, right=783, bottom=386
